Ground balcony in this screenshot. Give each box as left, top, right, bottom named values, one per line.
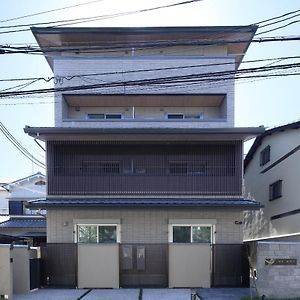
left=60, top=94, right=229, bottom=128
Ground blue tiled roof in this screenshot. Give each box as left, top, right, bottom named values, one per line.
left=28, top=197, right=262, bottom=209
left=0, top=217, right=46, bottom=228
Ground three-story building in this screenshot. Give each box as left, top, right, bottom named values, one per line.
left=25, top=26, right=263, bottom=288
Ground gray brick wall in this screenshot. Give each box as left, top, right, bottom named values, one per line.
left=256, top=242, right=300, bottom=298
left=47, top=207, right=243, bottom=244
left=53, top=57, right=235, bottom=128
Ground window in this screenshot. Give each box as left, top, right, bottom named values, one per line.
left=167, top=113, right=184, bottom=119
left=169, top=161, right=206, bottom=175
left=269, top=180, right=282, bottom=201
left=9, top=201, right=24, bottom=215
left=172, top=225, right=212, bottom=243
left=82, top=161, right=120, bottom=175
left=34, top=180, right=46, bottom=185
left=77, top=225, right=118, bottom=243
left=260, top=145, right=271, bottom=166
left=167, top=113, right=203, bottom=120
left=105, top=114, right=122, bottom=119
left=87, top=114, right=105, bottom=119
left=87, top=113, right=123, bottom=120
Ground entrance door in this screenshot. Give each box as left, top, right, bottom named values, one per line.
left=119, top=244, right=168, bottom=287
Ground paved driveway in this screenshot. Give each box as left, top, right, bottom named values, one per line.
left=197, top=288, right=256, bottom=300
left=13, top=288, right=192, bottom=300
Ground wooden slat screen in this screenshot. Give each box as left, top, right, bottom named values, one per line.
left=47, top=141, right=242, bottom=196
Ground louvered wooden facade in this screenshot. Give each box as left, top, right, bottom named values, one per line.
left=47, top=141, right=242, bottom=196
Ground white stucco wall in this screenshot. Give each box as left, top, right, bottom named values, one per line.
left=244, top=127, right=300, bottom=240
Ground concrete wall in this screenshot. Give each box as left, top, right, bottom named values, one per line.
left=47, top=207, right=244, bottom=244
left=78, top=244, right=119, bottom=288
left=53, top=57, right=235, bottom=128
left=244, top=128, right=300, bottom=240
left=256, top=242, right=300, bottom=298
left=169, top=243, right=211, bottom=288
left=12, top=245, right=30, bottom=294
left=0, top=244, right=13, bottom=299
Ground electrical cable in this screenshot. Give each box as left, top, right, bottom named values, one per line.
left=0, top=122, right=45, bottom=168
left=0, top=0, right=106, bottom=24
left=0, top=62, right=299, bottom=98
left=0, top=0, right=202, bottom=34
left=253, top=8, right=299, bottom=25
left=255, top=20, right=299, bottom=36
left=1, top=54, right=298, bottom=84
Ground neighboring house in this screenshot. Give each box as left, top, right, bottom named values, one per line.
left=0, top=180, right=9, bottom=216
left=244, top=121, right=300, bottom=242
left=24, top=26, right=263, bottom=288
left=0, top=172, right=47, bottom=246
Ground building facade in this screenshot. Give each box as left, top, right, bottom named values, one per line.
left=244, top=121, right=300, bottom=242
left=0, top=172, right=46, bottom=245
left=25, top=26, right=263, bottom=288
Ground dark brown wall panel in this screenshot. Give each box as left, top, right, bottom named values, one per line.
left=47, top=141, right=242, bottom=196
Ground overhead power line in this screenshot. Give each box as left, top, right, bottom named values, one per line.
left=0, top=122, right=45, bottom=169
left=1, top=35, right=300, bottom=56
left=254, top=8, right=299, bottom=25
left=0, top=0, right=202, bottom=34
left=255, top=20, right=299, bottom=36
left=0, top=54, right=299, bottom=84
left=0, top=0, right=106, bottom=24
left=0, top=62, right=298, bottom=98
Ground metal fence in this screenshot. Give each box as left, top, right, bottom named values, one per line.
left=119, top=243, right=169, bottom=287
left=40, top=243, right=77, bottom=287
left=211, top=244, right=249, bottom=287
left=39, top=242, right=249, bottom=288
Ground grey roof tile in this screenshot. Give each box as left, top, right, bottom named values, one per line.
left=0, top=217, right=46, bottom=228
left=28, top=197, right=262, bottom=209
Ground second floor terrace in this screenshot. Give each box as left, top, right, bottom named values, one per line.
left=60, top=94, right=229, bottom=128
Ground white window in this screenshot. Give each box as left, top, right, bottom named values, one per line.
left=77, top=224, right=120, bottom=243
left=168, top=219, right=215, bottom=243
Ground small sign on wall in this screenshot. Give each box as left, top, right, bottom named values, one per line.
left=265, top=258, right=297, bottom=266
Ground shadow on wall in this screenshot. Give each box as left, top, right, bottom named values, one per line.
left=243, top=209, right=278, bottom=240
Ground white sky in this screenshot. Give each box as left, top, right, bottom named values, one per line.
left=0, top=0, right=299, bottom=179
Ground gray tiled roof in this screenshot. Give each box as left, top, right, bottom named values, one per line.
left=0, top=217, right=46, bottom=228
left=28, top=197, right=262, bottom=209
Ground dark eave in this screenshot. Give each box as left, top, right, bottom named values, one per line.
left=27, top=197, right=262, bottom=209
left=24, top=126, right=265, bottom=142
left=244, top=121, right=300, bottom=170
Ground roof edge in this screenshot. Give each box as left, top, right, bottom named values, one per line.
left=244, top=121, right=300, bottom=170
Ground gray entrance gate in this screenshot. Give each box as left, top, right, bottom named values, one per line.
left=119, top=244, right=168, bottom=287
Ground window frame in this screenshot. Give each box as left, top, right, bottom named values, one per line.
left=76, top=223, right=121, bottom=243
left=166, top=113, right=185, bottom=120
left=87, top=113, right=123, bottom=120
left=260, top=145, right=271, bottom=166
left=269, top=180, right=283, bottom=201
left=168, top=161, right=207, bottom=175
left=81, top=160, right=120, bottom=175
left=169, top=224, right=214, bottom=244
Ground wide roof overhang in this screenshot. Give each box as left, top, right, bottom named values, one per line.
left=24, top=126, right=265, bottom=142
left=31, top=26, right=257, bottom=69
